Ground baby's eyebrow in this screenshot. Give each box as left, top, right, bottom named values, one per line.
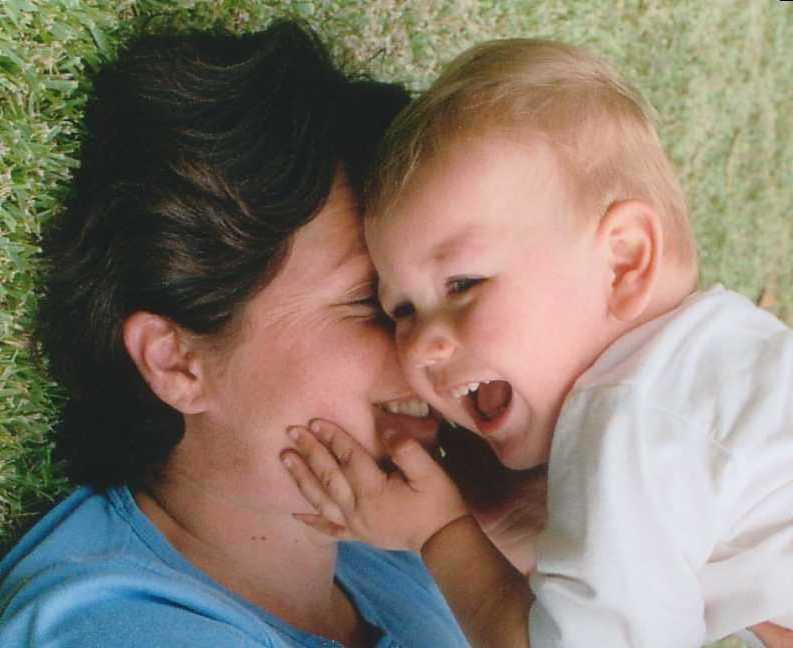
left=428, top=226, right=483, bottom=264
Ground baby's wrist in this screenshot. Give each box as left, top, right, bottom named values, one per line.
left=419, top=513, right=477, bottom=556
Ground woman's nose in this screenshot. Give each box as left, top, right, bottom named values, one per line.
left=402, top=317, right=456, bottom=369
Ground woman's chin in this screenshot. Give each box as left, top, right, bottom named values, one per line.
left=302, top=523, right=339, bottom=548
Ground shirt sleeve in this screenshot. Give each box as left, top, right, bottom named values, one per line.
left=530, top=385, right=721, bottom=648
left=0, top=563, right=275, bottom=648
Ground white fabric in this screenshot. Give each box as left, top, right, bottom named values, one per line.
left=530, top=286, right=793, bottom=647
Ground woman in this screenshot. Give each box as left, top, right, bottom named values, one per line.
left=0, top=20, right=468, bottom=646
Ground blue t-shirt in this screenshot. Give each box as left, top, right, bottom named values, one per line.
left=0, top=486, right=467, bottom=647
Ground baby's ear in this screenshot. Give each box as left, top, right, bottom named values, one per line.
left=597, top=199, right=662, bottom=322
left=123, top=312, right=208, bottom=414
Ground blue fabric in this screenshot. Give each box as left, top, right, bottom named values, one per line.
left=0, top=486, right=468, bottom=647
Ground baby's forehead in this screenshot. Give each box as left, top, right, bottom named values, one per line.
left=427, top=131, right=567, bottom=191
left=380, top=132, right=569, bottom=213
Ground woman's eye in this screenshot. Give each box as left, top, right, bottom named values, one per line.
left=390, top=302, right=415, bottom=321
left=344, top=295, right=383, bottom=319
left=447, top=277, right=482, bottom=295
left=350, top=296, right=379, bottom=308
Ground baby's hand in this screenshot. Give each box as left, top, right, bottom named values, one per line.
left=281, top=419, right=469, bottom=553
left=751, top=622, right=793, bottom=647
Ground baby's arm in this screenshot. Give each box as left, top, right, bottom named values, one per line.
left=440, top=425, right=547, bottom=575
left=750, top=622, right=793, bottom=647
left=281, top=419, right=532, bottom=648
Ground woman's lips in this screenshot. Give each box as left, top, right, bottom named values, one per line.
left=375, top=405, right=439, bottom=449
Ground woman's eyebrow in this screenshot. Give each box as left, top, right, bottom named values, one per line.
left=343, top=275, right=377, bottom=297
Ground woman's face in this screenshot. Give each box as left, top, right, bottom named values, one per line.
left=181, top=175, right=435, bottom=513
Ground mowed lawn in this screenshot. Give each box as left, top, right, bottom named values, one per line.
left=1, top=0, right=791, bottom=575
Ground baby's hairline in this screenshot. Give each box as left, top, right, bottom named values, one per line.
left=364, top=36, right=699, bottom=279
left=365, top=125, right=590, bottom=229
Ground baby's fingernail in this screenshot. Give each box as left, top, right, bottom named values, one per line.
left=281, top=453, right=294, bottom=469
left=287, top=427, right=301, bottom=442
left=309, top=419, right=331, bottom=441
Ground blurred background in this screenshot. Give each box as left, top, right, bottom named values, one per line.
left=1, top=0, right=790, bottom=579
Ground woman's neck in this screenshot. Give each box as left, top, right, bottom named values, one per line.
left=135, top=471, right=371, bottom=645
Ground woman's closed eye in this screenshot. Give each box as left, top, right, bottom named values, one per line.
left=349, top=295, right=385, bottom=316
left=339, top=284, right=387, bottom=321
left=446, top=276, right=483, bottom=295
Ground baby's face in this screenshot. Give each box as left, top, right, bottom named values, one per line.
left=366, top=136, right=613, bottom=469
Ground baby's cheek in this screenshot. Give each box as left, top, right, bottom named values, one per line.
left=460, top=299, right=510, bottom=350
left=394, top=330, right=414, bottom=374
left=402, top=364, right=436, bottom=404
left=464, top=289, right=535, bottom=362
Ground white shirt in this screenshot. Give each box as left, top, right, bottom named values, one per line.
left=530, top=286, right=793, bottom=647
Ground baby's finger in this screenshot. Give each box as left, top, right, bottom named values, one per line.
left=287, top=426, right=356, bottom=512
left=384, top=429, right=445, bottom=487
left=293, top=513, right=351, bottom=540
left=309, top=419, right=386, bottom=499
left=281, top=450, right=346, bottom=527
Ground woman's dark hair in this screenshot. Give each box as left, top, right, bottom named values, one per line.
left=34, top=20, right=411, bottom=489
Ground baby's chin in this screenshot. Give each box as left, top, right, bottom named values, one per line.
left=488, top=430, right=550, bottom=471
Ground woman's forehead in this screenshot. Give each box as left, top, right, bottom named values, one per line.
left=276, top=180, right=372, bottom=287
left=234, top=200, right=373, bottom=342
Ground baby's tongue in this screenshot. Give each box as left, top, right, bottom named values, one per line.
left=475, top=380, right=512, bottom=420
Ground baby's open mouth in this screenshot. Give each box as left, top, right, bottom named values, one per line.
left=454, top=380, right=513, bottom=423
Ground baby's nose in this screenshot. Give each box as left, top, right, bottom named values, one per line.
left=407, top=326, right=456, bottom=368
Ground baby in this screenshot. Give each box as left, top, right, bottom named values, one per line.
left=282, top=38, right=793, bottom=647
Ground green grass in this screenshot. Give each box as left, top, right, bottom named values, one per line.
left=1, top=0, right=791, bottom=589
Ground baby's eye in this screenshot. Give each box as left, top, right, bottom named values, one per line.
left=389, top=302, right=415, bottom=321
left=446, top=277, right=483, bottom=295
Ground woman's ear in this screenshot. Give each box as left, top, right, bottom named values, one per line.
left=598, top=199, right=662, bottom=322
left=123, top=312, right=207, bottom=414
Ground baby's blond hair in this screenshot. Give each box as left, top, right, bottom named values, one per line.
left=366, top=38, right=698, bottom=275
